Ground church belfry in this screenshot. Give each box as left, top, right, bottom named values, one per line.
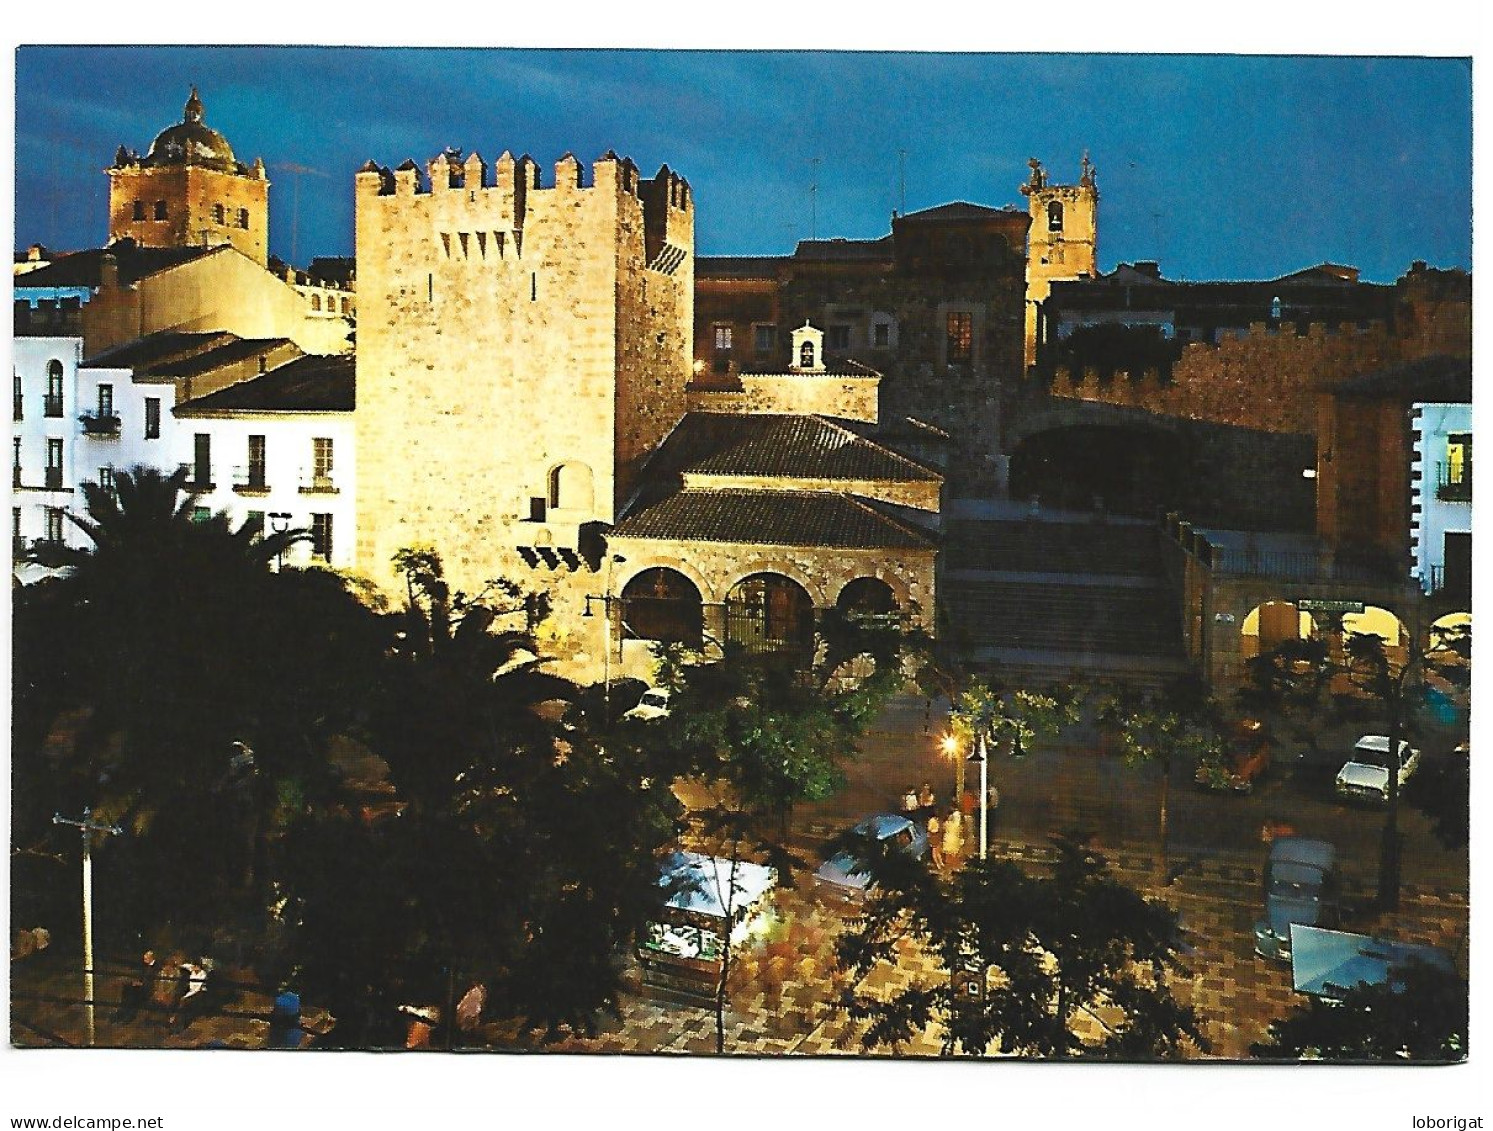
left=1021, top=153, right=1098, bottom=368
left=106, top=86, right=271, bottom=266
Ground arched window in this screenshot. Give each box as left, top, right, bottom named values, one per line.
left=1047, top=200, right=1064, bottom=232
left=340, top=297, right=351, bottom=314
left=310, top=294, right=321, bottom=312
left=837, top=577, right=899, bottom=622
left=154, top=200, right=168, bottom=220
left=212, top=203, right=225, bottom=224
left=622, top=568, right=703, bottom=647
left=547, top=461, right=594, bottom=513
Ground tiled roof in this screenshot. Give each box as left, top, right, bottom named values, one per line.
left=689, top=415, right=940, bottom=482
left=85, top=331, right=236, bottom=370
left=611, top=489, right=935, bottom=550
left=176, top=354, right=354, bottom=413
left=13, top=241, right=217, bottom=289
left=147, top=337, right=296, bottom=380
left=897, top=201, right=1020, bottom=223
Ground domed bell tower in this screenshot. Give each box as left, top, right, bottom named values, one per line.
left=106, top=87, right=270, bottom=266
left=1021, top=153, right=1098, bottom=369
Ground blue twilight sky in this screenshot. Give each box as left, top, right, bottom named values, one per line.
left=13, top=47, right=1472, bottom=282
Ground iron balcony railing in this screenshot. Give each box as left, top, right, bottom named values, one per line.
left=1204, top=546, right=1399, bottom=583
left=44, top=467, right=63, bottom=490
left=43, top=394, right=63, bottom=417
left=231, top=464, right=270, bottom=494
left=298, top=469, right=338, bottom=494
left=13, top=394, right=21, bottom=421
left=79, top=412, right=122, bottom=437
left=1435, top=461, right=1471, bottom=503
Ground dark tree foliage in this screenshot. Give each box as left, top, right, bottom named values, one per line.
left=1252, top=959, right=1468, bottom=1062
left=835, top=834, right=1210, bottom=1059
left=276, top=549, right=684, bottom=1042
left=11, top=467, right=380, bottom=941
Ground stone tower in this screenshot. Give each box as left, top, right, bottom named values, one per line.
left=106, top=87, right=271, bottom=266
left=1021, top=153, right=1098, bottom=368
left=353, top=146, right=694, bottom=618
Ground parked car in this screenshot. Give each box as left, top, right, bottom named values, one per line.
left=1254, top=836, right=1341, bottom=962
left=1334, top=734, right=1420, bottom=803
left=622, top=686, right=671, bottom=722
left=1195, top=717, right=1273, bottom=793
left=813, top=814, right=929, bottom=903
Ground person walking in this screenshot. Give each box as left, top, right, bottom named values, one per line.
left=941, top=808, right=966, bottom=872
left=927, top=810, right=944, bottom=869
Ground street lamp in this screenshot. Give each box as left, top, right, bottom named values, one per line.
left=268, top=511, right=292, bottom=571
left=52, top=808, right=122, bottom=1047
left=583, top=553, right=627, bottom=724
left=968, top=734, right=990, bottom=861
left=941, top=733, right=965, bottom=801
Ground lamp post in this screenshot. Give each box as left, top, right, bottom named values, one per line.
left=583, top=553, right=627, bottom=724
left=969, top=734, right=990, bottom=861
left=268, top=511, right=292, bottom=572
left=52, top=809, right=122, bottom=1047
left=941, top=733, right=966, bottom=802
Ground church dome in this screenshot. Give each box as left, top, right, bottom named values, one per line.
left=143, top=87, right=242, bottom=172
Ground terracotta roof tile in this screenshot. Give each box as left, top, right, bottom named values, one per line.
left=611, top=489, right=934, bottom=550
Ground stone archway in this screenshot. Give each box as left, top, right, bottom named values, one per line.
left=621, top=567, right=703, bottom=648
left=1240, top=600, right=1316, bottom=662
left=725, top=572, right=815, bottom=658
left=835, top=576, right=899, bottom=623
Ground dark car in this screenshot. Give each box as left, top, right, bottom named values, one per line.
left=1253, top=836, right=1341, bottom=962
left=813, top=814, right=929, bottom=903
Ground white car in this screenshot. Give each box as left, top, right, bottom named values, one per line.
left=1334, top=735, right=1420, bottom=803
left=622, top=687, right=671, bottom=722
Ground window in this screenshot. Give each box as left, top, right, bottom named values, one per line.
left=946, top=312, right=973, bottom=364
left=154, top=200, right=168, bottom=221
left=212, top=203, right=226, bottom=224
left=12, top=507, right=20, bottom=547
left=13, top=373, right=21, bottom=421
left=144, top=398, right=161, bottom=440
left=311, top=513, right=333, bottom=561
left=247, top=435, right=267, bottom=489
left=310, top=294, right=322, bottom=312
left=1439, top=433, right=1472, bottom=501
left=313, top=437, right=334, bottom=485
left=132, top=200, right=146, bottom=221
left=12, top=437, right=21, bottom=488
left=193, top=433, right=211, bottom=486
left=753, top=324, right=775, bottom=354
left=246, top=510, right=265, bottom=535
left=98, top=466, right=116, bottom=498
left=45, top=360, right=64, bottom=417
left=192, top=507, right=211, bottom=524
left=713, top=325, right=734, bottom=352
left=46, top=439, right=63, bottom=489
left=1047, top=200, right=1064, bottom=232
left=96, top=384, right=114, bottom=418
left=827, top=324, right=851, bottom=351
left=873, top=321, right=891, bottom=348
left=45, top=507, right=64, bottom=544
left=237, top=208, right=250, bottom=229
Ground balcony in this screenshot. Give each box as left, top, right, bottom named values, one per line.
left=13, top=535, right=27, bottom=559
left=12, top=466, right=20, bottom=489
left=44, top=467, right=63, bottom=490
left=13, top=395, right=21, bottom=421
left=1435, top=462, right=1471, bottom=503
left=79, top=412, right=122, bottom=438
left=43, top=395, right=63, bottom=418
left=177, top=462, right=215, bottom=492
left=231, top=464, right=271, bottom=496
left=298, top=470, right=339, bottom=495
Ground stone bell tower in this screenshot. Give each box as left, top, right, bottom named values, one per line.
left=1022, top=153, right=1098, bottom=369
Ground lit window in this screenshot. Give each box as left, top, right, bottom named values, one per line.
left=713, top=325, right=733, bottom=351
left=946, top=312, right=973, bottom=363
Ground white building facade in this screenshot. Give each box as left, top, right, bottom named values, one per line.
left=1410, top=400, right=1471, bottom=601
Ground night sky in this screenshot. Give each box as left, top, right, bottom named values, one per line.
left=12, top=47, right=1473, bottom=284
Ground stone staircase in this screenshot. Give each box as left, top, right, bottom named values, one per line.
left=940, top=511, right=1190, bottom=689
